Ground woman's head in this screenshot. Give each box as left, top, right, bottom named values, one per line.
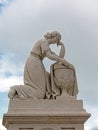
left=44, top=31, right=61, bottom=44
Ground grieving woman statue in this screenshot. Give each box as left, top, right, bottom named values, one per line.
left=8, top=31, right=78, bottom=99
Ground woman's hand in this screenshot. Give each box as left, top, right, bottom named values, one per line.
left=57, top=41, right=63, bottom=46
left=61, top=59, right=75, bottom=69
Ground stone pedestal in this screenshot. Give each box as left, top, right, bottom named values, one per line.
left=3, top=97, right=90, bottom=130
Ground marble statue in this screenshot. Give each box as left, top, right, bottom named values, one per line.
left=8, top=31, right=78, bottom=99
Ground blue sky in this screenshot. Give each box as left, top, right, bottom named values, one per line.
left=0, top=0, right=98, bottom=130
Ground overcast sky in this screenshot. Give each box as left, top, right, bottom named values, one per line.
left=0, top=0, right=98, bottom=130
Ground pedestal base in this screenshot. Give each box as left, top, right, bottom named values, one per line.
left=3, top=98, right=91, bottom=130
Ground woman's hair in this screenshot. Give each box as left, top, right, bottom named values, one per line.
left=44, top=31, right=61, bottom=39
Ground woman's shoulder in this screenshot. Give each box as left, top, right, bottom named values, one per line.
left=36, top=39, right=49, bottom=47
left=37, top=39, right=49, bottom=53
left=38, top=39, right=48, bottom=44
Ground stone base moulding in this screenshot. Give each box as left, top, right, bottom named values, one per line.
left=3, top=98, right=91, bottom=130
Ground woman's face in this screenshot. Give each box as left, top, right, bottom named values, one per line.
left=52, top=35, right=61, bottom=44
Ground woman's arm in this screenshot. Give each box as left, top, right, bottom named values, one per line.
left=40, top=40, right=63, bottom=62
left=58, top=42, right=65, bottom=58
left=45, top=49, right=68, bottom=66
left=46, top=49, right=75, bottom=69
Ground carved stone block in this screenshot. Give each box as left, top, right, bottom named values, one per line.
left=3, top=98, right=90, bottom=130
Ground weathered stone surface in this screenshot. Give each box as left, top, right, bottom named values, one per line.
left=3, top=98, right=91, bottom=130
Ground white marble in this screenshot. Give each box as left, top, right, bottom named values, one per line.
left=8, top=31, right=78, bottom=100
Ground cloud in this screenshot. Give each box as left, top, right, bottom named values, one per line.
left=84, top=105, right=98, bottom=130
left=0, top=0, right=49, bottom=53
left=0, top=76, right=23, bottom=92
left=0, top=53, right=23, bottom=92
left=0, top=0, right=14, bottom=13
left=0, top=53, right=24, bottom=76
left=0, top=119, right=7, bottom=130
